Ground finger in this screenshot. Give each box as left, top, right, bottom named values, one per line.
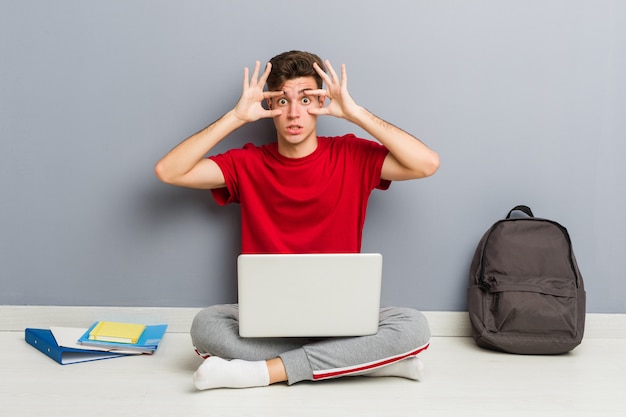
left=307, top=107, right=329, bottom=116
left=325, top=59, right=339, bottom=83
left=313, top=62, right=331, bottom=84
left=258, top=62, right=272, bottom=86
left=267, top=109, right=283, bottom=118
left=341, top=64, right=348, bottom=86
left=242, top=66, right=250, bottom=89
left=258, top=109, right=283, bottom=119
left=303, top=88, right=327, bottom=97
left=249, top=60, right=262, bottom=86
left=312, top=62, right=325, bottom=76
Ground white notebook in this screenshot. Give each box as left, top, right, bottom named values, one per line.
left=237, top=253, right=383, bottom=337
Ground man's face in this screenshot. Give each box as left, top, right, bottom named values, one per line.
left=267, top=76, right=324, bottom=154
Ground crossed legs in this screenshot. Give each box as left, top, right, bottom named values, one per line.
left=190, top=304, right=430, bottom=389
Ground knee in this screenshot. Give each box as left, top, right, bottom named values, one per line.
left=190, top=304, right=239, bottom=355
left=381, top=307, right=431, bottom=348
left=406, top=308, right=431, bottom=346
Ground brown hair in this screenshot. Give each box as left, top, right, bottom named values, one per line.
left=267, top=50, right=324, bottom=91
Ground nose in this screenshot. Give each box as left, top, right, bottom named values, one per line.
left=287, top=102, right=300, bottom=118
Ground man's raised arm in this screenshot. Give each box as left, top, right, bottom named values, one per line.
left=309, top=60, right=440, bottom=181
left=154, top=61, right=283, bottom=189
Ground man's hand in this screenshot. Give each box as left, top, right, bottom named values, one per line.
left=233, top=61, right=284, bottom=123
left=308, top=60, right=361, bottom=121
left=307, top=59, right=440, bottom=181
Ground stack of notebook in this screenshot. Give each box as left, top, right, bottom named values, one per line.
left=25, top=321, right=168, bottom=365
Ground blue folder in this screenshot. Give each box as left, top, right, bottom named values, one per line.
left=25, top=328, right=128, bottom=365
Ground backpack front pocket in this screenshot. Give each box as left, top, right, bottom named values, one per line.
left=482, top=275, right=578, bottom=337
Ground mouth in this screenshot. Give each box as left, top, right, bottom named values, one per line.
left=286, top=125, right=303, bottom=135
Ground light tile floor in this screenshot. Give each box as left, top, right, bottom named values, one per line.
left=2, top=331, right=624, bottom=417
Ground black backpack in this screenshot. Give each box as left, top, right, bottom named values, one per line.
left=468, top=205, right=586, bottom=354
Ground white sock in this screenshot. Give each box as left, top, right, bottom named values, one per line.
left=364, top=357, right=424, bottom=380
left=193, top=357, right=270, bottom=390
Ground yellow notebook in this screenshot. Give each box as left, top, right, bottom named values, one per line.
left=88, top=321, right=146, bottom=344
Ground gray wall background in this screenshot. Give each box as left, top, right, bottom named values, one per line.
left=1, top=1, right=624, bottom=313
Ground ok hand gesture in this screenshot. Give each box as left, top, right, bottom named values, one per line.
left=233, top=61, right=284, bottom=123
left=308, top=60, right=361, bottom=121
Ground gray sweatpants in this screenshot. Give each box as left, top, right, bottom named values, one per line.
left=190, top=304, right=431, bottom=385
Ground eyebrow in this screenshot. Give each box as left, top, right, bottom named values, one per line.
left=278, top=88, right=315, bottom=96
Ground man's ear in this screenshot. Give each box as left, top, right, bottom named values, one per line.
left=266, top=98, right=272, bottom=110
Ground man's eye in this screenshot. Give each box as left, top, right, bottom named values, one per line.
left=277, top=98, right=288, bottom=106
left=301, top=97, right=311, bottom=105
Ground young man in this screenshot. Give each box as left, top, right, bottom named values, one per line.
left=155, top=51, right=440, bottom=390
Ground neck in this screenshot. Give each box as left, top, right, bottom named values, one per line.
left=277, top=134, right=318, bottom=159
